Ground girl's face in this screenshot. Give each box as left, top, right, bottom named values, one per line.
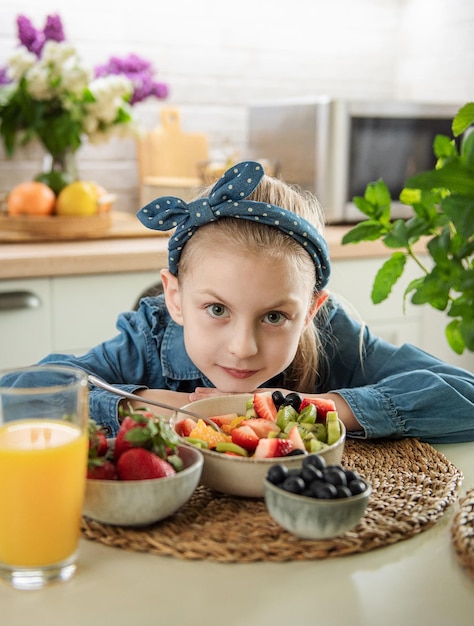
left=161, top=248, right=319, bottom=393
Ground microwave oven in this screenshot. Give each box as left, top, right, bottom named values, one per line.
left=247, top=97, right=460, bottom=224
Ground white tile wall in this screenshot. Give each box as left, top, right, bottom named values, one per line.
left=0, top=0, right=472, bottom=214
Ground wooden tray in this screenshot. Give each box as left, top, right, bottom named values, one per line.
left=0, top=211, right=167, bottom=242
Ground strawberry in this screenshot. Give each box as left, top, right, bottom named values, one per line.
left=88, top=420, right=109, bottom=457
left=299, top=397, right=336, bottom=422
left=87, top=458, right=118, bottom=480
left=253, top=392, right=278, bottom=422
left=231, top=425, right=259, bottom=453
left=114, top=415, right=146, bottom=460
left=254, top=437, right=294, bottom=458
left=286, top=425, right=307, bottom=452
left=175, top=417, right=197, bottom=437
left=116, top=448, right=176, bottom=481
left=208, top=413, right=239, bottom=428
left=240, top=418, right=280, bottom=439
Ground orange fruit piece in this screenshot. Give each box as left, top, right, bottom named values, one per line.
left=7, top=181, right=56, bottom=217
left=189, top=419, right=232, bottom=449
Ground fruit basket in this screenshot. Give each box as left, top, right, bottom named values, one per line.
left=0, top=212, right=113, bottom=240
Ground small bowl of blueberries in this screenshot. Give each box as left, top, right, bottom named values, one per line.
left=264, top=453, right=371, bottom=539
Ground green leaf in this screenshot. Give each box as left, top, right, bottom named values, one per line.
left=371, top=252, right=406, bottom=304
left=433, top=134, right=457, bottom=160
left=452, top=102, right=474, bottom=136
left=341, top=220, right=387, bottom=244
left=445, top=320, right=465, bottom=354
left=383, top=219, right=410, bottom=248
left=353, top=196, right=375, bottom=217
left=410, top=273, right=450, bottom=310
left=441, top=195, right=474, bottom=240
left=460, top=130, right=474, bottom=169
left=406, top=161, right=474, bottom=196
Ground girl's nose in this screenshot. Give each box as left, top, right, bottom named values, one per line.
left=228, top=323, right=259, bottom=359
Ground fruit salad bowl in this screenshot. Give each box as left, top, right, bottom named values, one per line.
left=172, top=393, right=346, bottom=498
left=83, top=443, right=203, bottom=526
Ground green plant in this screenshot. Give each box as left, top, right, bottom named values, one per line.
left=342, top=102, right=474, bottom=354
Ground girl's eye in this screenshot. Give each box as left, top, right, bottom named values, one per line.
left=263, top=311, right=286, bottom=326
left=206, top=304, right=228, bottom=318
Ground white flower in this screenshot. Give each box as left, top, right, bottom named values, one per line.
left=25, top=64, right=52, bottom=100
left=7, top=47, right=36, bottom=80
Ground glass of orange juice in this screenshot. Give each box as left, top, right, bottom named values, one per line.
left=0, top=365, right=89, bottom=590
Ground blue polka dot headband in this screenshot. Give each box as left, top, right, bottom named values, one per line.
left=137, top=160, right=331, bottom=288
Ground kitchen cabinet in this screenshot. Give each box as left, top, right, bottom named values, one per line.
left=329, top=257, right=474, bottom=372
left=0, top=271, right=159, bottom=370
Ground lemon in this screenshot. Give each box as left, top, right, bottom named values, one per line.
left=56, top=181, right=99, bottom=217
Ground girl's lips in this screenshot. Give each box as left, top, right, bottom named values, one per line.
left=221, top=367, right=259, bottom=380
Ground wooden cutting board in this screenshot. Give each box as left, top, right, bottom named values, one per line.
left=137, top=108, right=209, bottom=180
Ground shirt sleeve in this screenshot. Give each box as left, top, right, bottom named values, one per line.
left=39, top=297, right=168, bottom=436
left=321, top=299, right=474, bottom=444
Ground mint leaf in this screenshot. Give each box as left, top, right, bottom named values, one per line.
left=371, top=252, right=406, bottom=304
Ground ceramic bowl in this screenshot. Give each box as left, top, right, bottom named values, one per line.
left=83, top=444, right=203, bottom=526
left=172, top=394, right=346, bottom=498
left=264, top=474, right=372, bottom=539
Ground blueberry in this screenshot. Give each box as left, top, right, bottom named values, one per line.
left=281, top=475, right=306, bottom=494
left=323, top=466, right=348, bottom=487
left=344, top=469, right=361, bottom=483
left=301, top=464, right=324, bottom=485
left=271, top=390, right=286, bottom=410
left=282, top=392, right=302, bottom=411
left=335, top=485, right=352, bottom=498
left=311, top=482, right=338, bottom=499
left=287, top=448, right=305, bottom=456
left=302, top=454, right=326, bottom=471
left=348, top=479, right=367, bottom=495
left=267, top=464, right=289, bottom=485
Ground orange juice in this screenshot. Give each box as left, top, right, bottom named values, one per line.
left=0, top=419, right=88, bottom=567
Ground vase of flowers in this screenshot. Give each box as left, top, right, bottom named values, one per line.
left=0, top=14, right=169, bottom=194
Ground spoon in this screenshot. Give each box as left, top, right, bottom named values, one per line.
left=87, top=375, right=222, bottom=432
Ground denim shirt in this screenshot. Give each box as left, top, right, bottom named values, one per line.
left=39, top=295, right=474, bottom=443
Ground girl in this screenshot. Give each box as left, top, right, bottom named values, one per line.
left=39, top=161, right=474, bottom=443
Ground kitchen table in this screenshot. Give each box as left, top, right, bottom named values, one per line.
left=1, top=441, right=473, bottom=626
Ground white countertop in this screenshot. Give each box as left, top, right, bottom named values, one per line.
left=1, top=441, right=473, bottom=626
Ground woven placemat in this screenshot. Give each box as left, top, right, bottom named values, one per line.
left=451, top=488, right=474, bottom=579
left=81, top=438, right=463, bottom=563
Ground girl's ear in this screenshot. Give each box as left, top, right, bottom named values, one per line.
left=160, top=269, right=184, bottom=326
left=304, top=290, right=329, bottom=329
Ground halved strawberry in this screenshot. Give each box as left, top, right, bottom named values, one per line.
left=209, top=413, right=239, bottom=427
left=253, top=437, right=294, bottom=458
left=253, top=392, right=278, bottom=422
left=286, top=425, right=307, bottom=453
left=175, top=417, right=197, bottom=437
left=299, top=397, right=336, bottom=422
left=240, top=418, right=280, bottom=439
left=231, top=425, right=259, bottom=453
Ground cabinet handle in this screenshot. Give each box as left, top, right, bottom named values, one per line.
left=0, top=291, right=41, bottom=311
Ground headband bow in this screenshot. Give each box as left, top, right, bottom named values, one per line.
left=137, top=161, right=330, bottom=288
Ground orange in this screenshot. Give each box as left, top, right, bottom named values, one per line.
left=189, top=419, right=232, bottom=449
left=7, top=182, right=56, bottom=217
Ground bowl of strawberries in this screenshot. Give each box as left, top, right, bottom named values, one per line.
left=83, top=406, right=203, bottom=526
left=172, top=392, right=346, bottom=498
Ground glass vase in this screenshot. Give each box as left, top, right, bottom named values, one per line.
left=37, top=148, right=78, bottom=195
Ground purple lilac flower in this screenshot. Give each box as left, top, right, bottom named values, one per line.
left=16, top=14, right=65, bottom=58
left=17, top=15, right=44, bottom=56
left=0, top=66, right=11, bottom=86
left=95, top=53, right=169, bottom=104
left=43, top=14, right=65, bottom=44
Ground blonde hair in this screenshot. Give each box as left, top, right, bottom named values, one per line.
left=178, top=174, right=329, bottom=392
